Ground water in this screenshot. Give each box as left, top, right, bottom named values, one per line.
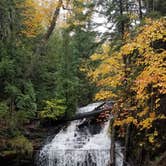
left=38, top=103, right=123, bottom=166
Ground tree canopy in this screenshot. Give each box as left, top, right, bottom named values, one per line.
left=0, top=0, right=165, bottom=165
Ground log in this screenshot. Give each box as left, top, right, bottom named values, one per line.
left=40, top=101, right=114, bottom=126
left=67, top=101, right=114, bottom=121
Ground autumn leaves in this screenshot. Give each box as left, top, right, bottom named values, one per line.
left=89, top=19, right=166, bottom=145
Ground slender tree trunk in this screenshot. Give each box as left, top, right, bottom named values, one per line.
left=123, top=123, right=132, bottom=166
left=110, top=118, right=115, bottom=166
left=64, top=30, right=70, bottom=118
left=138, top=146, right=144, bottom=166
left=26, top=0, right=63, bottom=77
left=152, top=0, right=155, bottom=12
left=9, top=98, right=15, bottom=114
left=138, top=0, right=143, bottom=20
left=36, top=0, right=63, bottom=55
left=44, top=0, right=63, bottom=41
left=119, top=0, right=125, bottom=39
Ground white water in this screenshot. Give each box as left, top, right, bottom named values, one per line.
left=38, top=103, right=123, bottom=166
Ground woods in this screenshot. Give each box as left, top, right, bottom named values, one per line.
left=88, top=1, right=166, bottom=165
left=0, top=0, right=166, bottom=166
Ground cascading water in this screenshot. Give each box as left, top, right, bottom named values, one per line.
left=37, top=103, right=123, bottom=166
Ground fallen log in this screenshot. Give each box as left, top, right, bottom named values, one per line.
left=40, top=101, right=114, bottom=126
left=67, top=101, right=114, bottom=121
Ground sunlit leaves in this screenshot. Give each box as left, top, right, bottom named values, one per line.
left=19, top=0, right=43, bottom=37
left=40, top=99, right=66, bottom=120
left=89, top=43, right=124, bottom=100
left=20, top=0, right=63, bottom=37
left=89, top=19, right=166, bottom=146
left=18, top=0, right=95, bottom=37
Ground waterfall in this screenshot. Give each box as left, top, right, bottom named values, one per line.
left=37, top=103, right=123, bottom=166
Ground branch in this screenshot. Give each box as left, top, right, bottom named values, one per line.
left=62, top=4, right=72, bottom=11
left=35, top=0, right=63, bottom=56
left=43, top=0, right=63, bottom=42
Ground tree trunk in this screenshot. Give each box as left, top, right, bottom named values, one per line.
left=138, top=146, right=144, bottom=166
left=43, top=0, right=63, bottom=42
left=119, top=0, right=125, bottom=39
left=110, top=118, right=115, bottom=166
left=137, top=0, right=143, bottom=20
left=123, top=123, right=132, bottom=166
left=26, top=0, right=63, bottom=77
left=35, top=0, right=63, bottom=55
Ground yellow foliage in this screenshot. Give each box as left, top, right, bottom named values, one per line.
left=137, top=108, right=148, bottom=117
left=148, top=135, right=155, bottom=144
left=125, top=116, right=137, bottom=125
left=154, top=130, right=158, bottom=136
left=95, top=90, right=117, bottom=100
left=19, top=0, right=44, bottom=37
left=150, top=112, right=156, bottom=119
left=19, top=0, right=66, bottom=37
left=147, top=130, right=158, bottom=144
left=139, top=117, right=154, bottom=130
left=89, top=19, right=166, bottom=136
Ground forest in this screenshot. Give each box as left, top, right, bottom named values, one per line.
left=0, top=0, right=166, bottom=166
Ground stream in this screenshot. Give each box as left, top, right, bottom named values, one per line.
left=37, top=103, right=123, bottom=166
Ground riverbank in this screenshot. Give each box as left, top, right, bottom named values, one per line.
left=0, top=120, right=66, bottom=166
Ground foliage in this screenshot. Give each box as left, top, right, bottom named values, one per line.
left=89, top=19, right=166, bottom=150
left=16, top=81, right=37, bottom=118
left=9, top=135, right=33, bottom=156
left=40, top=99, right=66, bottom=120
left=0, top=0, right=165, bottom=164
left=0, top=102, right=8, bottom=119
left=143, top=0, right=166, bottom=17
left=19, top=0, right=63, bottom=37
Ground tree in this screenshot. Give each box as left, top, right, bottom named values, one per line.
left=89, top=18, right=166, bottom=164
left=142, top=0, right=166, bottom=17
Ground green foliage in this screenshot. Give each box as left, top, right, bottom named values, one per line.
left=9, top=135, right=33, bottom=156
left=0, top=0, right=165, bottom=164
left=40, top=99, right=66, bottom=120
left=0, top=56, right=15, bottom=78
left=69, top=29, right=97, bottom=106
left=5, top=84, right=21, bottom=98
left=32, top=33, right=62, bottom=110
left=0, top=102, right=8, bottom=119
left=143, top=0, right=166, bottom=16
left=16, top=81, right=37, bottom=118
